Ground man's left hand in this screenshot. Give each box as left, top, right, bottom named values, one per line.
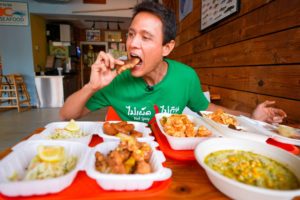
left=251, top=100, right=287, bottom=123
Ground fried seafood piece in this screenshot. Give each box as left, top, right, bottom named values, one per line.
left=112, top=122, right=134, bottom=134
left=135, top=160, right=151, bottom=174
left=197, top=125, right=212, bottom=137
left=116, top=57, right=140, bottom=74
left=103, top=121, right=142, bottom=137
left=207, top=109, right=237, bottom=126
left=94, top=136, right=152, bottom=174
left=103, top=122, right=118, bottom=136
left=130, top=130, right=143, bottom=138
left=160, top=114, right=196, bottom=137
left=132, top=143, right=152, bottom=162
left=95, top=151, right=109, bottom=173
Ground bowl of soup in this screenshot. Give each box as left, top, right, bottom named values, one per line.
left=194, top=138, right=300, bottom=200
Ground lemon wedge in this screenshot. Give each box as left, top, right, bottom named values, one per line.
left=65, top=119, right=80, bottom=132
left=38, top=145, right=65, bottom=162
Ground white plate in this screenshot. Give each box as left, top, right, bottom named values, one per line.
left=0, top=140, right=89, bottom=197
left=155, top=113, right=221, bottom=150
left=28, top=121, right=99, bottom=144
left=238, top=116, right=300, bottom=146
left=194, top=138, right=300, bottom=200
left=86, top=141, right=172, bottom=190
left=97, top=121, right=154, bottom=142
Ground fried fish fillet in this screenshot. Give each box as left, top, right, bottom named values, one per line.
left=116, top=57, right=140, bottom=74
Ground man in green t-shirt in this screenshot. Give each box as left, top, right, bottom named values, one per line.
left=60, top=1, right=286, bottom=124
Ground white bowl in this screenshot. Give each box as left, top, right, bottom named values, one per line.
left=86, top=141, right=172, bottom=190
left=0, top=140, right=89, bottom=197
left=97, top=121, right=154, bottom=142
left=194, top=138, right=300, bottom=200
left=155, top=113, right=221, bottom=150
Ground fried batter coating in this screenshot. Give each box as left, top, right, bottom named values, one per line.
left=116, top=57, right=140, bottom=74
left=160, top=114, right=212, bottom=138
left=95, top=151, right=109, bottom=173
left=135, top=160, right=151, bottom=174
left=103, top=122, right=118, bottom=135
left=103, top=121, right=142, bottom=137
left=206, top=109, right=237, bottom=126
left=130, top=130, right=143, bottom=138
left=94, top=137, right=152, bottom=174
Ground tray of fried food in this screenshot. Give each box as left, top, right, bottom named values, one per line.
left=0, top=140, right=88, bottom=197
left=98, top=121, right=154, bottom=142
left=85, top=135, right=171, bottom=190
left=155, top=113, right=221, bottom=150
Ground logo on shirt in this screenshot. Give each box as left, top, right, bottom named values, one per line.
left=125, top=105, right=180, bottom=122
left=159, top=105, right=180, bottom=113
left=126, top=106, right=152, bottom=122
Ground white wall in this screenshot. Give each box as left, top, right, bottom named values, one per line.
left=0, top=0, right=37, bottom=106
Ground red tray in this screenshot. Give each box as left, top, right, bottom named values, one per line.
left=150, top=122, right=195, bottom=161
left=0, top=135, right=171, bottom=200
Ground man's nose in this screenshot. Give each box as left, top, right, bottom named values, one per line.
left=129, top=35, right=141, bottom=48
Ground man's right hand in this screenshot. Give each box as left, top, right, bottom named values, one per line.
left=87, top=51, right=125, bottom=91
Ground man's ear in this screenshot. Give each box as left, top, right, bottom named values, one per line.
left=162, top=40, right=175, bottom=57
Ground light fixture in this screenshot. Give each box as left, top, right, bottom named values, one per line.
left=106, top=22, right=110, bottom=30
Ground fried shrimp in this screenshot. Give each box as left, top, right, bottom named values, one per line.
left=116, top=57, right=140, bottom=74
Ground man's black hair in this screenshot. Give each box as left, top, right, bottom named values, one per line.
left=132, top=1, right=177, bottom=45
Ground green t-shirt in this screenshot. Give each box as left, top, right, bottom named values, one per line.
left=86, top=59, right=209, bottom=123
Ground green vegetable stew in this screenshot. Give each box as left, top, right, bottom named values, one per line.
left=205, top=150, right=300, bottom=190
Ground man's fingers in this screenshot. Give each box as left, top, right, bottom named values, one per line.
left=272, top=116, right=284, bottom=123
left=262, top=100, right=276, bottom=107
left=274, top=109, right=287, bottom=118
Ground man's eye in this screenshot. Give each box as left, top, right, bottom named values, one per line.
left=142, top=36, right=150, bottom=40
left=127, top=32, right=134, bottom=38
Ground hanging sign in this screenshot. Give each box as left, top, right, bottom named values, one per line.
left=0, top=2, right=28, bottom=26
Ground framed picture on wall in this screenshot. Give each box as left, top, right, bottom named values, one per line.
left=86, top=29, right=101, bottom=41
left=105, top=31, right=122, bottom=42
left=201, top=0, right=239, bottom=30
left=179, top=0, right=193, bottom=21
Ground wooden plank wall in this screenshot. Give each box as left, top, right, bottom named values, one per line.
left=166, top=0, right=300, bottom=123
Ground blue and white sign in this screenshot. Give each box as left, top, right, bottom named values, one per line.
left=0, top=2, right=28, bottom=26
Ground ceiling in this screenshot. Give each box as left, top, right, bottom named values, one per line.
left=29, top=0, right=140, bottom=30
left=40, top=14, right=132, bottom=30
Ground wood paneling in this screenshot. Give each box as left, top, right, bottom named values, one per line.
left=170, top=0, right=300, bottom=122
left=171, top=0, right=300, bottom=58
left=180, top=28, right=300, bottom=67
left=207, top=86, right=300, bottom=124
left=197, top=65, right=300, bottom=100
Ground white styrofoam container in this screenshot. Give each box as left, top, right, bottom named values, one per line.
left=238, top=116, right=300, bottom=146
left=0, top=140, right=89, bottom=197
left=86, top=141, right=172, bottom=191
left=27, top=121, right=99, bottom=144
left=155, top=113, right=221, bottom=150
left=97, top=121, right=154, bottom=142
left=200, top=111, right=271, bottom=143
left=194, top=138, right=300, bottom=200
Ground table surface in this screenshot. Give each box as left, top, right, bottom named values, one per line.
left=0, top=128, right=299, bottom=200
